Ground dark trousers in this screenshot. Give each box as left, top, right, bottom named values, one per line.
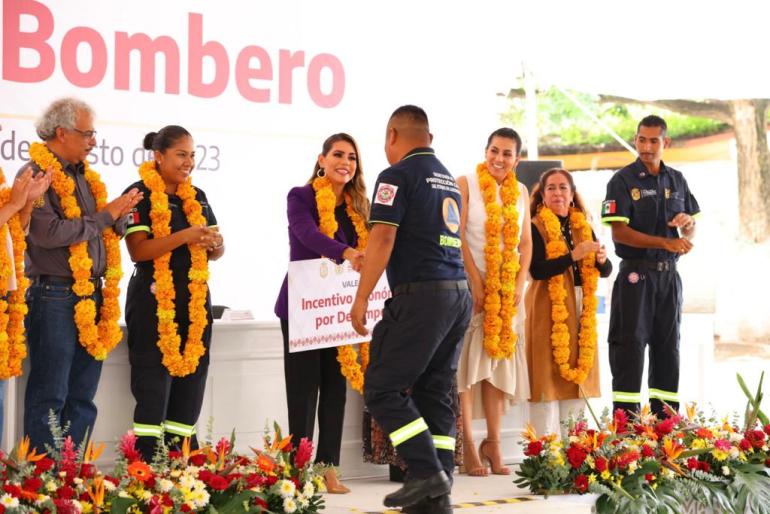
left=126, top=267, right=212, bottom=461
left=280, top=319, right=346, bottom=465
left=609, top=262, right=682, bottom=418
left=364, top=284, right=471, bottom=480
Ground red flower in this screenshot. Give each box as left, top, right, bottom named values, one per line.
left=265, top=475, right=278, bottom=487
left=686, top=457, right=699, bottom=470
left=56, top=486, right=75, bottom=500
left=34, top=458, right=55, bottom=475
left=180, top=504, right=191, bottom=512
left=79, top=463, right=96, bottom=479
left=764, top=424, right=770, bottom=436
left=615, top=450, right=640, bottom=469
left=765, top=458, right=770, bottom=468
left=566, top=445, right=588, bottom=469
left=216, top=438, right=232, bottom=456
left=208, top=475, right=230, bottom=491
left=22, top=477, right=43, bottom=492
left=246, top=473, right=267, bottom=489
left=190, top=453, right=207, bottom=466
left=698, top=461, right=711, bottom=472
left=4, top=484, right=21, bottom=498
left=168, top=450, right=182, bottom=460
left=641, top=444, right=655, bottom=458
left=613, top=409, right=630, bottom=434
left=739, top=439, right=752, bottom=452
left=645, top=473, right=655, bottom=483
left=119, top=431, right=142, bottom=463
left=52, top=499, right=78, bottom=514
left=714, top=439, right=731, bottom=451
left=0, top=504, right=5, bottom=514
left=595, top=456, right=608, bottom=473
left=574, top=474, right=589, bottom=493
left=746, top=429, right=766, bottom=449
left=525, top=440, right=544, bottom=457
left=572, top=421, right=588, bottom=435
left=294, top=437, right=313, bottom=469
left=654, top=418, right=675, bottom=437
left=254, top=497, right=268, bottom=510
left=696, top=428, right=715, bottom=440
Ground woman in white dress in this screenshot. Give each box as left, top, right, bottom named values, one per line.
left=456, top=128, right=532, bottom=476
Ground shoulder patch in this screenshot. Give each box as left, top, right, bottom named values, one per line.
left=601, top=200, right=616, bottom=215
left=374, top=183, right=398, bottom=206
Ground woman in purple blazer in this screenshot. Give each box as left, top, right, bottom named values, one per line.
left=274, top=133, right=369, bottom=493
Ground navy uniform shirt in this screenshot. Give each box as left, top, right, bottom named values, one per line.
left=123, top=181, right=218, bottom=273
left=601, top=158, right=699, bottom=261
left=369, top=147, right=466, bottom=289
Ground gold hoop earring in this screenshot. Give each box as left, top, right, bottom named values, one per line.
left=316, top=168, right=326, bottom=178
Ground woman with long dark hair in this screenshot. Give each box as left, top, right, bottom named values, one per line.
left=274, top=133, right=369, bottom=493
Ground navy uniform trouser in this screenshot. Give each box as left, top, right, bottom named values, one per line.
left=126, top=266, right=213, bottom=461
left=609, top=261, right=682, bottom=418
left=364, top=281, right=471, bottom=480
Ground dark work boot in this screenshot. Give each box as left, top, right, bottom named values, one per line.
left=402, top=494, right=452, bottom=514
left=383, top=471, right=451, bottom=508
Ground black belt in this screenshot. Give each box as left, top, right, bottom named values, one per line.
left=33, top=275, right=103, bottom=287
left=393, top=279, right=468, bottom=296
left=620, top=259, right=676, bottom=272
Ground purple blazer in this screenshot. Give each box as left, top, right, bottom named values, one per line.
left=274, top=184, right=358, bottom=320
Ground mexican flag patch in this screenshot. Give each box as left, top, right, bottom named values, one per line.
left=601, top=200, right=616, bottom=215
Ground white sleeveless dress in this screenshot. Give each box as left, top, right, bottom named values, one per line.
left=457, top=173, right=530, bottom=419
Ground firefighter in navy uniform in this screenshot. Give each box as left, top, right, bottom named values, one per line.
left=351, top=105, right=471, bottom=513
left=601, top=115, right=699, bottom=419
left=123, top=126, right=224, bottom=460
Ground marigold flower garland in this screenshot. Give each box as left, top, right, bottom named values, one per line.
left=29, top=143, right=123, bottom=360
left=537, top=205, right=600, bottom=384
left=139, top=160, right=210, bottom=377
left=312, top=176, right=369, bottom=393
left=0, top=168, right=29, bottom=379
left=477, top=163, right=521, bottom=359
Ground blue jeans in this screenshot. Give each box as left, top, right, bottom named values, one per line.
left=24, top=281, right=103, bottom=452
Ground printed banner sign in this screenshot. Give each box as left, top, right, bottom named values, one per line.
left=288, top=258, right=391, bottom=353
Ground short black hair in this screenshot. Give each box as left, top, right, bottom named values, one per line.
left=389, top=104, right=429, bottom=128
left=486, top=127, right=522, bottom=157
left=637, top=115, right=667, bottom=135
left=143, top=125, right=191, bottom=152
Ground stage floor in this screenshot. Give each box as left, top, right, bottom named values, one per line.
left=321, top=472, right=595, bottom=513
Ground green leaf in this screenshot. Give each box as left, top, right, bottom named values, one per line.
left=109, top=496, right=138, bottom=514
left=211, top=490, right=258, bottom=514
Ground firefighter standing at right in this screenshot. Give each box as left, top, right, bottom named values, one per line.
left=601, top=115, right=699, bottom=419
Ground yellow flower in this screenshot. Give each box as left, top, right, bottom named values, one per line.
left=711, top=449, right=729, bottom=461
left=313, top=178, right=370, bottom=392
left=537, top=205, right=598, bottom=384
left=138, top=161, right=210, bottom=377
left=28, top=144, right=123, bottom=361
left=600, top=470, right=611, bottom=480
left=477, top=163, right=521, bottom=359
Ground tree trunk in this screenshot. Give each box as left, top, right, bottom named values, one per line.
left=729, top=99, right=770, bottom=242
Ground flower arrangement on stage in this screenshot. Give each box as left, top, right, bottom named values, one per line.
left=515, top=374, right=770, bottom=514
left=0, top=421, right=325, bottom=514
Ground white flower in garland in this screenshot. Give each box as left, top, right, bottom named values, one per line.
left=1, top=494, right=20, bottom=508
left=158, top=479, right=174, bottom=493
left=283, top=497, right=298, bottom=513
left=279, top=479, right=296, bottom=498
left=302, top=481, right=315, bottom=497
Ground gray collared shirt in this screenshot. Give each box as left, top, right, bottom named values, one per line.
left=17, top=149, right=125, bottom=279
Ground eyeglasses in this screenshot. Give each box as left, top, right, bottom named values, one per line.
left=69, top=127, right=97, bottom=139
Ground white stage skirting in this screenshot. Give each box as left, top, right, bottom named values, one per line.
left=2, top=312, right=713, bottom=477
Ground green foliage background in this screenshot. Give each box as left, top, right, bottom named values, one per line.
left=501, top=88, right=727, bottom=150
